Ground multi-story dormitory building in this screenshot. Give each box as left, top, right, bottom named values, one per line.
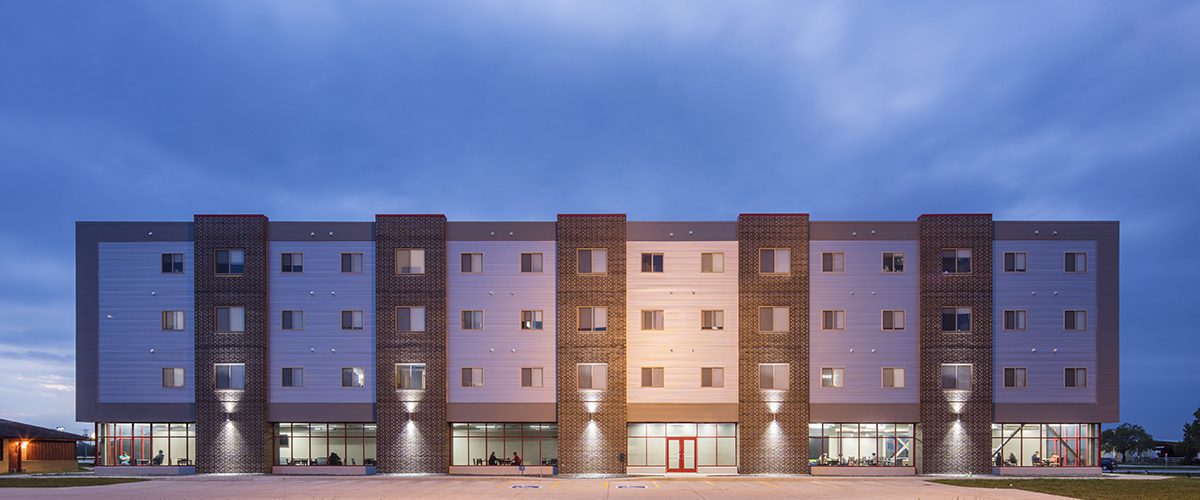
left=76, top=214, right=1118, bottom=477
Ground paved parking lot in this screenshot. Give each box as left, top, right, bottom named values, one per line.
left=0, top=475, right=1067, bottom=499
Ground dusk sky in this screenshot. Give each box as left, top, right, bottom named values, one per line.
left=1, top=2, right=1197, bottom=439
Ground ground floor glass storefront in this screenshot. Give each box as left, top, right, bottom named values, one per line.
left=626, top=423, right=738, bottom=470
left=273, top=423, right=377, bottom=466
left=808, top=423, right=917, bottom=467
left=992, top=423, right=1098, bottom=467
left=451, top=423, right=558, bottom=466
left=97, top=423, right=196, bottom=466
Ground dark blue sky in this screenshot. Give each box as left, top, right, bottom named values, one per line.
left=1, top=1, right=1197, bottom=439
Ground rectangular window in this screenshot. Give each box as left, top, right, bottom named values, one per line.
left=759, top=248, right=790, bottom=274
left=940, top=364, right=973, bottom=390
left=759, top=306, right=789, bottom=333
left=701, top=310, right=724, bottom=330
left=701, top=252, right=724, bottom=273
left=162, top=253, right=184, bottom=273
left=395, top=249, right=425, bottom=274
left=701, top=367, right=724, bottom=388
left=460, top=252, right=483, bottom=273
left=520, top=252, right=543, bottom=273
left=882, top=310, right=905, bottom=331
left=577, top=307, right=608, bottom=332
left=161, top=368, right=184, bottom=388
left=882, top=367, right=904, bottom=388
left=396, top=307, right=426, bottom=333
left=821, top=310, right=846, bottom=331
left=941, top=248, right=972, bottom=274
left=641, top=309, right=664, bottom=330
left=461, top=310, right=484, bottom=330
left=281, top=253, right=303, bottom=273
left=215, top=363, right=245, bottom=391
left=216, top=306, right=245, bottom=333
left=341, top=252, right=363, bottom=273
left=395, top=363, right=426, bottom=390
left=1003, top=367, right=1027, bottom=388
left=341, top=310, right=364, bottom=330
left=759, top=363, right=790, bottom=390
left=941, top=307, right=972, bottom=333
left=1065, top=367, right=1087, bottom=388
left=162, top=310, right=185, bottom=331
left=520, top=310, right=543, bottom=330
left=641, top=253, right=664, bottom=273
left=1064, top=310, right=1087, bottom=331
left=576, top=248, right=607, bottom=274
left=341, top=367, right=365, bottom=388
left=1065, top=252, right=1087, bottom=273
left=521, top=367, right=543, bottom=388
left=1004, top=310, right=1027, bottom=331
left=282, top=367, right=304, bottom=387
left=882, top=252, right=905, bottom=273
left=281, top=310, right=304, bottom=331
left=640, top=367, right=664, bottom=388
left=1004, top=252, right=1027, bottom=273
left=820, top=367, right=845, bottom=388
left=577, top=363, right=608, bottom=390
left=821, top=252, right=845, bottom=273
left=461, top=367, right=484, bottom=388
left=215, top=249, right=245, bottom=275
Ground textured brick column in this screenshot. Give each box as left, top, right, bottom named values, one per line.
left=918, top=214, right=994, bottom=474
left=375, top=215, right=448, bottom=473
left=193, top=215, right=271, bottom=473
left=556, top=215, right=627, bottom=475
left=737, top=214, right=809, bottom=474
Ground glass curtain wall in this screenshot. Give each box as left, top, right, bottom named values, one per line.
left=96, top=423, right=195, bottom=466
left=808, top=423, right=917, bottom=466
left=992, top=423, right=1098, bottom=467
left=625, top=423, right=738, bottom=467
left=274, top=423, right=377, bottom=466
left=450, top=423, right=558, bottom=466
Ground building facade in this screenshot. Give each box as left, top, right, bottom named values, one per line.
left=77, top=214, right=1118, bottom=476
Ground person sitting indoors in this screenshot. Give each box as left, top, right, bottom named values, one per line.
left=152, top=450, right=165, bottom=465
left=1031, top=451, right=1041, bottom=466
left=118, top=452, right=131, bottom=465
left=328, top=452, right=342, bottom=466
left=487, top=452, right=499, bottom=466
left=512, top=452, right=523, bottom=466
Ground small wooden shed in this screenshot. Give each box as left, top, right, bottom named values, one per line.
left=1, top=419, right=86, bottom=474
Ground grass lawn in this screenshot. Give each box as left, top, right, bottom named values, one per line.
left=0, top=477, right=148, bottom=488
left=931, top=477, right=1200, bottom=500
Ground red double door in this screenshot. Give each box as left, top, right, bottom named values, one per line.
left=665, top=437, right=696, bottom=473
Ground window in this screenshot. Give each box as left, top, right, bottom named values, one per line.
left=821, top=310, right=846, bottom=331
left=701, top=367, right=724, bottom=388
left=759, top=306, right=789, bottom=333
left=275, top=423, right=378, bottom=468
left=882, top=310, right=905, bottom=331
left=809, top=423, right=915, bottom=467
left=340, top=367, right=365, bottom=388
left=215, top=363, right=246, bottom=391
left=940, top=364, right=972, bottom=390
left=216, top=306, right=245, bottom=333
left=521, top=367, right=544, bottom=388
left=821, top=252, right=845, bottom=273
left=882, top=367, right=904, bottom=388
left=281, top=310, right=304, bottom=330
left=759, top=363, right=790, bottom=390
left=941, top=307, right=972, bottom=333
left=461, top=367, right=484, bottom=388
left=1003, top=367, right=1027, bottom=388
left=461, top=252, right=483, bottom=273
left=882, top=252, right=905, bottom=273
left=1064, top=310, right=1087, bottom=331
left=450, top=422, right=557, bottom=468
left=97, top=423, right=196, bottom=468
left=759, top=248, right=790, bottom=274
left=520, top=252, right=543, bottom=273
left=1004, top=252, right=1027, bottom=273
left=701, top=252, right=724, bottom=273
left=577, top=363, right=607, bottom=390
left=161, top=368, right=184, bottom=388
left=162, top=253, right=184, bottom=273
left=641, top=367, right=665, bottom=388
left=521, top=310, right=543, bottom=330
left=461, top=310, right=484, bottom=330
left=396, top=363, right=426, bottom=390
left=1065, top=367, right=1087, bottom=388
left=626, top=422, right=737, bottom=468
left=821, top=367, right=845, bottom=388
left=1004, top=310, right=1027, bottom=331
left=341, top=310, right=364, bottom=330
left=341, top=253, right=363, bottom=273
left=282, top=367, right=304, bottom=387
left=396, top=307, right=426, bottom=333
left=215, top=249, right=245, bottom=274
left=577, top=307, right=608, bottom=332
left=992, top=423, right=1099, bottom=467
left=395, top=249, right=425, bottom=274
left=701, top=310, right=724, bottom=330
left=162, top=310, right=185, bottom=331
left=641, top=253, right=664, bottom=273
left=281, top=253, right=303, bottom=273
left=941, top=248, right=972, bottom=274
left=1065, top=252, right=1087, bottom=273
left=641, top=309, right=664, bottom=330
left=576, top=248, right=607, bottom=274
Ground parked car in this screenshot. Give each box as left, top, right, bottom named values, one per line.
left=1100, top=457, right=1117, bottom=471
